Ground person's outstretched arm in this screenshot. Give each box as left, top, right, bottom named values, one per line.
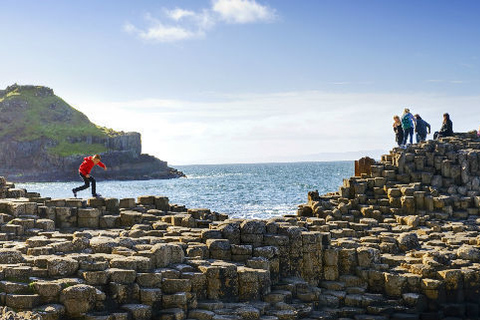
left=97, top=161, right=107, bottom=170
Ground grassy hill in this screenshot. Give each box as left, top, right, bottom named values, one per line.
left=0, top=84, right=185, bottom=182
left=0, top=84, right=117, bottom=156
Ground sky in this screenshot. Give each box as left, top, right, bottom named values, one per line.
left=1, top=0, right=480, bottom=165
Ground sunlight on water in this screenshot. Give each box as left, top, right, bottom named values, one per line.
left=16, top=162, right=353, bottom=219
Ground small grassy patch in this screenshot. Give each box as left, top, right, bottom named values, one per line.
left=49, top=141, right=108, bottom=157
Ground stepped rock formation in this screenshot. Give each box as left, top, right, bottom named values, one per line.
left=0, top=84, right=184, bottom=182
left=0, top=133, right=479, bottom=319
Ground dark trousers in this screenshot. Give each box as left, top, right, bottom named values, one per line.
left=416, top=133, right=427, bottom=143
left=396, top=133, right=404, bottom=146
left=73, top=173, right=96, bottom=195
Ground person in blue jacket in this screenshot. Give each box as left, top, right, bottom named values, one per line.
left=401, top=108, right=415, bottom=145
left=414, top=114, right=431, bottom=143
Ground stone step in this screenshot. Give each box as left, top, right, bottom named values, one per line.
left=3, top=265, right=33, bottom=282
left=120, top=303, right=152, bottom=319
left=5, top=293, right=41, bottom=309
left=34, top=304, right=66, bottom=320
left=0, top=281, right=34, bottom=294
left=0, top=224, right=24, bottom=236
left=0, top=232, right=15, bottom=240
left=263, top=290, right=292, bottom=304
left=390, top=313, right=420, bottom=320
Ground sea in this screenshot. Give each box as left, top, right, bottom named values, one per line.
left=16, top=161, right=354, bottom=220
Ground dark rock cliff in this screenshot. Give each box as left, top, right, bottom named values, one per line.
left=0, top=84, right=185, bottom=182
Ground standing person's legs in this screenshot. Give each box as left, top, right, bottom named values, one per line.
left=416, top=133, right=426, bottom=143
left=409, top=128, right=414, bottom=144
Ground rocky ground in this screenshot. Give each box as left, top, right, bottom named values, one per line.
left=0, top=133, right=479, bottom=320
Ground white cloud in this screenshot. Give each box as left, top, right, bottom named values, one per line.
left=124, top=13, right=204, bottom=42
left=212, top=0, right=277, bottom=24
left=125, top=0, right=276, bottom=43
left=166, top=8, right=196, bottom=21
left=141, top=24, right=197, bottom=42
left=123, top=22, right=137, bottom=34
left=76, top=91, right=480, bottom=165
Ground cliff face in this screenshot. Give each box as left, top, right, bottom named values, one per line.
left=0, top=84, right=184, bottom=181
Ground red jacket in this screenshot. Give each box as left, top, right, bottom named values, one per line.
left=79, top=156, right=106, bottom=175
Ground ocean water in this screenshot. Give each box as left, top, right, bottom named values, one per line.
left=16, top=162, right=353, bottom=219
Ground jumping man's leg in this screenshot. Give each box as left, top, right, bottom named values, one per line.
left=73, top=174, right=90, bottom=193
left=90, top=176, right=97, bottom=196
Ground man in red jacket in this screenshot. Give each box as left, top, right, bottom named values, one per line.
left=72, top=154, right=107, bottom=198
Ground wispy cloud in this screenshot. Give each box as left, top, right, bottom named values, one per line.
left=124, top=0, right=277, bottom=43
left=212, top=0, right=277, bottom=24
left=326, top=81, right=373, bottom=86
left=124, top=12, right=209, bottom=42
left=426, top=79, right=469, bottom=84
left=166, top=8, right=196, bottom=21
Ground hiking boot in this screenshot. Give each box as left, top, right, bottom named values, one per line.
left=72, top=189, right=77, bottom=198
left=93, top=193, right=102, bottom=198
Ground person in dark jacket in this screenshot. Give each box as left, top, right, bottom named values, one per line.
left=414, top=114, right=431, bottom=143
left=434, top=113, right=454, bottom=140
left=393, top=115, right=404, bottom=147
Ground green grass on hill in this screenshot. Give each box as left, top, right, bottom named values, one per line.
left=0, top=85, right=117, bottom=156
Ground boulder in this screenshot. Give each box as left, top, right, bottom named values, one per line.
left=0, top=249, right=24, bottom=264
left=457, top=245, right=480, bottom=262
left=59, top=284, right=97, bottom=316
left=47, top=256, right=79, bottom=277
left=397, top=233, right=420, bottom=251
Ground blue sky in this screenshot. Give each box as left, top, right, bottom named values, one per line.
left=1, top=0, right=480, bottom=164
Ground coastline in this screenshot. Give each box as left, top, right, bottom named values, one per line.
left=15, top=161, right=354, bottom=219
left=0, top=132, right=479, bottom=319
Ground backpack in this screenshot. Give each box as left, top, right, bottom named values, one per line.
left=402, top=114, right=412, bottom=129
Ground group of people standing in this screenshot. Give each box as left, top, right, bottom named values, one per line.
left=393, top=108, right=453, bottom=147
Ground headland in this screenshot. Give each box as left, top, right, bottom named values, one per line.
left=0, top=84, right=184, bottom=182
left=0, top=132, right=479, bottom=319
